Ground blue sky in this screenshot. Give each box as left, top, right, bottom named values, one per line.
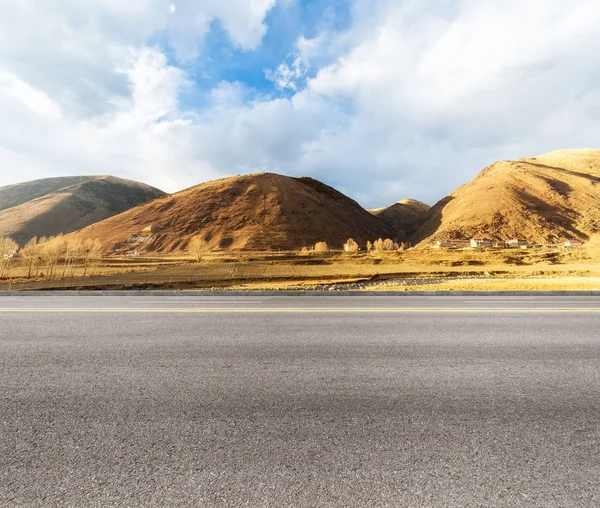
left=188, top=1, right=350, bottom=91
left=0, top=0, right=599, bottom=208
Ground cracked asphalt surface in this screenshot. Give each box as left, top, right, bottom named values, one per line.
left=1, top=295, right=599, bottom=507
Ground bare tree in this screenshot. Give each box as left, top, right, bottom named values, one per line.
left=35, top=237, right=47, bottom=277
left=373, top=238, right=398, bottom=252
left=383, top=238, right=399, bottom=251
left=82, top=239, right=103, bottom=276
left=40, top=235, right=63, bottom=279
left=0, top=237, right=18, bottom=278
left=61, top=239, right=83, bottom=278
left=188, top=236, right=207, bottom=263
left=314, top=242, right=329, bottom=252
left=21, top=237, right=39, bottom=279
left=343, top=238, right=359, bottom=252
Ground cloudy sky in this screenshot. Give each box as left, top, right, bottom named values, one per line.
left=0, top=0, right=598, bottom=208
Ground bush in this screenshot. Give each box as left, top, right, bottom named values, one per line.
left=188, top=236, right=207, bottom=263
left=383, top=238, right=399, bottom=251
left=343, top=238, right=359, bottom=252
left=373, top=238, right=398, bottom=252
left=373, top=238, right=384, bottom=252
left=0, top=237, right=18, bottom=278
left=314, top=242, right=329, bottom=252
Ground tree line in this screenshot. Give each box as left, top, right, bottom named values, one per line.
left=302, top=238, right=404, bottom=253
left=0, top=236, right=103, bottom=280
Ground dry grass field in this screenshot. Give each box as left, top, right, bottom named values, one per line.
left=1, top=243, right=600, bottom=291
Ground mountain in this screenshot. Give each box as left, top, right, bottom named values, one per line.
left=369, top=199, right=430, bottom=242
left=411, top=149, right=600, bottom=245
left=0, top=176, right=166, bottom=245
left=68, top=172, right=395, bottom=252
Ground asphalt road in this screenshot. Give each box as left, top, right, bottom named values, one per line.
left=1, top=295, right=599, bottom=507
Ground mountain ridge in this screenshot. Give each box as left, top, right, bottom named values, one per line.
left=411, top=149, right=600, bottom=245
left=0, top=175, right=166, bottom=245
left=369, top=198, right=430, bottom=243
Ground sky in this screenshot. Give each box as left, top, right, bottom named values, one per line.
left=0, top=0, right=599, bottom=209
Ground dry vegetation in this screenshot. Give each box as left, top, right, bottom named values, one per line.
left=0, top=235, right=103, bottom=283
left=1, top=236, right=600, bottom=291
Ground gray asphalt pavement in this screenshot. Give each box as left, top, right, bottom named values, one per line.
left=1, top=295, right=599, bottom=507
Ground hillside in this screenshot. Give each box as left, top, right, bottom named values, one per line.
left=0, top=176, right=166, bottom=245
left=68, top=173, right=395, bottom=252
left=412, top=149, right=600, bottom=245
left=370, top=199, right=430, bottom=242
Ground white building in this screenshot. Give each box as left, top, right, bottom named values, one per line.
left=506, top=239, right=528, bottom=248
left=470, top=238, right=492, bottom=248
left=564, top=240, right=583, bottom=248
left=435, top=239, right=471, bottom=249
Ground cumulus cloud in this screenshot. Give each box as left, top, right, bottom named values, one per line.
left=195, top=0, right=600, bottom=206
left=0, top=0, right=599, bottom=208
left=0, top=0, right=277, bottom=191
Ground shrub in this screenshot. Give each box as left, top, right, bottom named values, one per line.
left=373, top=238, right=398, bottom=252
left=343, top=238, right=359, bottom=252
left=188, top=236, right=207, bottom=263
left=314, top=242, right=329, bottom=252
left=0, top=237, right=18, bottom=278
left=373, top=238, right=384, bottom=252
left=383, top=238, right=399, bottom=251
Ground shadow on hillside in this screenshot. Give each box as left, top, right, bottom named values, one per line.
left=511, top=188, right=587, bottom=240
left=522, top=161, right=600, bottom=184
left=536, top=175, right=572, bottom=199
left=219, top=237, right=234, bottom=249
left=409, top=196, right=454, bottom=244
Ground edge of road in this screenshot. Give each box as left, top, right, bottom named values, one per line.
left=1, top=290, right=600, bottom=297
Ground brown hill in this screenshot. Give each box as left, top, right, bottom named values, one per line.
left=68, top=173, right=395, bottom=252
left=370, top=199, right=430, bottom=242
left=0, top=176, right=166, bottom=245
left=412, top=149, right=600, bottom=245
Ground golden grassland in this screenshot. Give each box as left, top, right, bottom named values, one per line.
left=1, top=243, right=600, bottom=291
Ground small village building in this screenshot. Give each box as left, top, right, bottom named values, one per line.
left=506, top=239, right=528, bottom=248
left=470, top=238, right=493, bottom=248
left=435, top=239, right=471, bottom=249
left=142, top=225, right=156, bottom=233
left=3, top=248, right=18, bottom=260
left=564, top=240, right=583, bottom=248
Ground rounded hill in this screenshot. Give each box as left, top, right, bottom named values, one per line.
left=369, top=199, right=430, bottom=242
left=69, top=173, right=395, bottom=252
left=0, top=176, right=166, bottom=245
left=412, top=149, right=600, bottom=245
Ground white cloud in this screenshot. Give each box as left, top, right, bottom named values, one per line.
left=0, top=72, right=61, bottom=119
left=265, top=54, right=306, bottom=91
left=0, top=47, right=204, bottom=193
left=0, top=0, right=277, bottom=192
left=300, top=0, right=600, bottom=204
left=195, top=0, right=600, bottom=206
left=0, top=0, right=599, bottom=209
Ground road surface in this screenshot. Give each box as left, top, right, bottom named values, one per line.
left=1, top=295, right=599, bottom=507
